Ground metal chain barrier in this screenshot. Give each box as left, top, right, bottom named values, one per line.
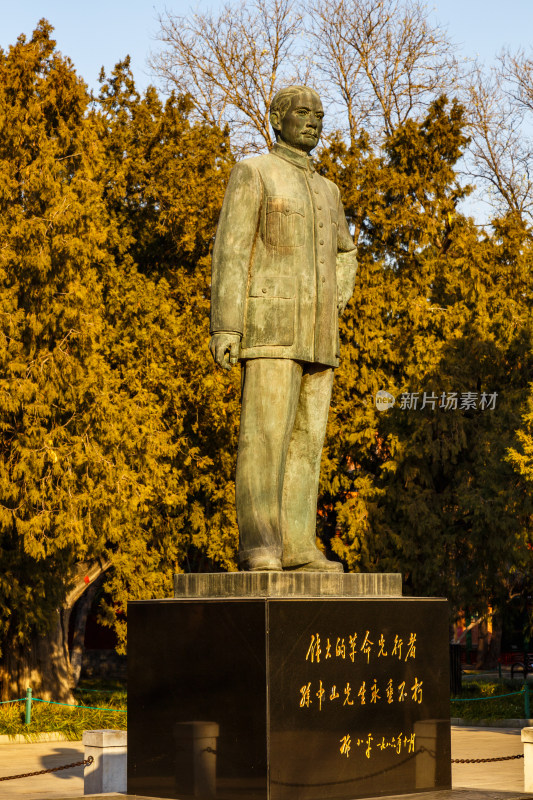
left=274, top=748, right=428, bottom=787
left=451, top=688, right=525, bottom=702
left=0, top=754, right=93, bottom=782
left=452, top=754, right=524, bottom=764
left=0, top=688, right=127, bottom=725
left=0, top=748, right=525, bottom=779
left=32, top=697, right=127, bottom=713
left=451, top=682, right=532, bottom=720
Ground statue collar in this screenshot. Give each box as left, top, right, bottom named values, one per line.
left=271, top=142, right=316, bottom=172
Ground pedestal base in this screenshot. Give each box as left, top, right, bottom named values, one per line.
left=127, top=574, right=451, bottom=800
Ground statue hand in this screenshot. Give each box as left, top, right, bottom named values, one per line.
left=337, top=290, right=351, bottom=314
left=209, top=332, right=241, bottom=370
left=337, top=275, right=356, bottom=314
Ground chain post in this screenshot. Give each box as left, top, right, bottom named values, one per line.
left=24, top=688, right=32, bottom=726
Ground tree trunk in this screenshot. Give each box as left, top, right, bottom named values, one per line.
left=0, top=559, right=110, bottom=702
left=474, top=618, right=489, bottom=669
left=70, top=576, right=103, bottom=687
left=484, top=613, right=503, bottom=670
left=0, top=608, right=77, bottom=703
left=474, top=611, right=502, bottom=670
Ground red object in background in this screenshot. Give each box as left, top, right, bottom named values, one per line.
left=500, top=651, right=533, bottom=666
left=84, top=575, right=90, bottom=584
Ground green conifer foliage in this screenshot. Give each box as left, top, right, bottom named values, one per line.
left=2, top=18, right=531, bottom=685
left=85, top=61, right=239, bottom=649
left=0, top=25, right=237, bottom=695
left=0, top=21, right=115, bottom=698
left=318, top=99, right=533, bottom=627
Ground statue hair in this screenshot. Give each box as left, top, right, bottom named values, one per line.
left=270, top=86, right=321, bottom=138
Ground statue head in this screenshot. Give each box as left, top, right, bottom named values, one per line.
left=270, top=86, right=323, bottom=154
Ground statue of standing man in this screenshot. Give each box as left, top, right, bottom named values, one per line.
left=209, top=86, right=358, bottom=572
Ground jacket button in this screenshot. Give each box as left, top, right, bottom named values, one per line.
left=317, top=205, right=322, bottom=210
left=322, top=277, right=326, bottom=283
left=319, top=239, right=324, bottom=245
left=320, top=258, right=325, bottom=264
left=319, top=222, right=324, bottom=228
left=262, top=287, right=267, bottom=293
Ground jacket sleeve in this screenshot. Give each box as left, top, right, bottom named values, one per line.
left=335, top=188, right=358, bottom=312
left=210, top=160, right=263, bottom=335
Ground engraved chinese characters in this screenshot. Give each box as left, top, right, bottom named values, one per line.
left=301, top=630, right=423, bottom=761
left=268, top=599, right=451, bottom=799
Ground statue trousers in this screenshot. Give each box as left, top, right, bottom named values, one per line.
left=236, top=358, right=334, bottom=568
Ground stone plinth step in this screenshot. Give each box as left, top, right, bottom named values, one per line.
left=173, top=571, right=402, bottom=598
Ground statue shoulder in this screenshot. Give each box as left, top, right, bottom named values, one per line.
left=226, top=155, right=270, bottom=191
left=318, top=173, right=341, bottom=202
left=230, top=154, right=270, bottom=175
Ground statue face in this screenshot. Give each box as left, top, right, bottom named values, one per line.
left=274, top=90, right=324, bottom=153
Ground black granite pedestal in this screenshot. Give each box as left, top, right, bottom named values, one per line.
left=127, top=574, right=451, bottom=800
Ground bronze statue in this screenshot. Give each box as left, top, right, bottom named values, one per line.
left=209, top=86, right=357, bottom=572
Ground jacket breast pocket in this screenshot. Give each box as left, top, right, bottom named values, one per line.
left=265, top=196, right=305, bottom=248
left=245, top=275, right=295, bottom=347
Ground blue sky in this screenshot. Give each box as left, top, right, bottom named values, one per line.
left=2, top=0, right=533, bottom=94
left=2, top=0, right=532, bottom=223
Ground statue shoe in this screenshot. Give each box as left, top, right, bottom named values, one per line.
left=290, top=558, right=344, bottom=573
left=242, top=556, right=283, bottom=571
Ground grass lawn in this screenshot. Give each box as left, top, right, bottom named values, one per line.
left=451, top=678, right=530, bottom=720
left=0, top=679, right=127, bottom=741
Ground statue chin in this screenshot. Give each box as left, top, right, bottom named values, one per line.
left=277, top=136, right=317, bottom=154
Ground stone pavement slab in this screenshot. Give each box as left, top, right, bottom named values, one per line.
left=0, top=740, right=84, bottom=799
left=452, top=726, right=524, bottom=792
left=15, top=792, right=533, bottom=799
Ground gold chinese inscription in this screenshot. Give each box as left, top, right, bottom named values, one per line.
left=305, top=632, right=417, bottom=665
left=299, top=678, right=423, bottom=709
left=339, top=731, right=416, bottom=759
left=300, top=627, right=425, bottom=765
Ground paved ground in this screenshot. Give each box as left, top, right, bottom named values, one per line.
left=0, top=727, right=528, bottom=800
left=452, top=727, right=524, bottom=793
left=0, top=740, right=84, bottom=799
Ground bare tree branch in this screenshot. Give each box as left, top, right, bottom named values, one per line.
left=499, top=47, right=533, bottom=116
left=150, top=0, right=305, bottom=155
left=466, top=65, right=533, bottom=222
left=306, top=0, right=461, bottom=142
left=150, top=0, right=472, bottom=194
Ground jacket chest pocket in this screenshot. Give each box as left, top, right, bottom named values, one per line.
left=265, top=196, right=305, bottom=248
left=245, top=275, right=295, bottom=347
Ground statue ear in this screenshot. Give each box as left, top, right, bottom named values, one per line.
left=270, top=110, right=281, bottom=132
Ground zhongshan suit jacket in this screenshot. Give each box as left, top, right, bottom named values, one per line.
left=210, top=142, right=358, bottom=368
